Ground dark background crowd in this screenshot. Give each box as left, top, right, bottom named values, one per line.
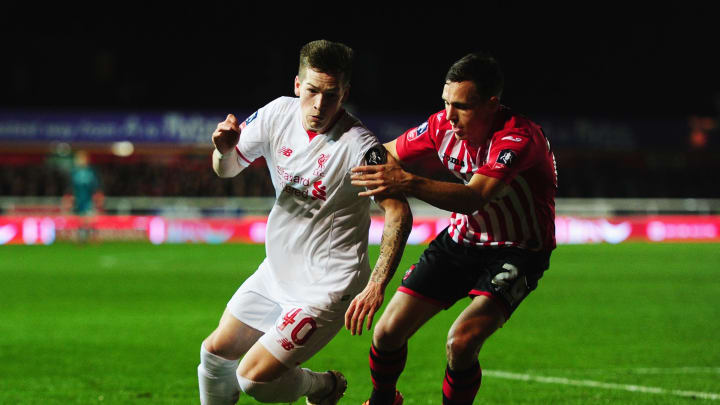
left=1, top=4, right=719, bottom=201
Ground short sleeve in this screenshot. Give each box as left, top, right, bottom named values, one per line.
left=395, top=113, right=439, bottom=162
left=235, top=98, right=286, bottom=166
left=355, top=133, right=384, bottom=204
left=362, top=144, right=387, bottom=166
left=354, top=129, right=382, bottom=167
left=476, top=129, right=538, bottom=183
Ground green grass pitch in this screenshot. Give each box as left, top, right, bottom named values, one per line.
left=1, top=242, right=719, bottom=404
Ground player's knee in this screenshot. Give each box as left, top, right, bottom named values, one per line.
left=446, top=330, right=483, bottom=362
left=372, top=320, right=391, bottom=344
left=203, top=335, right=239, bottom=360
left=202, top=337, right=224, bottom=357
left=200, top=343, right=238, bottom=376
left=372, top=318, right=405, bottom=350
left=236, top=375, right=279, bottom=403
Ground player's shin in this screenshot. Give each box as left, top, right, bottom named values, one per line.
left=198, top=344, right=241, bottom=405
left=368, top=343, right=407, bottom=404
left=237, top=366, right=330, bottom=403
left=441, top=361, right=482, bottom=405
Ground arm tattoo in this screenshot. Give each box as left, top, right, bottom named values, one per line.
left=370, top=207, right=413, bottom=285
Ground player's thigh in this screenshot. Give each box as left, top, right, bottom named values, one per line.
left=227, top=268, right=284, bottom=333
left=237, top=341, right=289, bottom=381
left=470, top=247, right=549, bottom=320
left=399, top=229, right=480, bottom=308
left=206, top=267, right=284, bottom=359
left=254, top=305, right=345, bottom=371
left=204, top=308, right=264, bottom=360
left=373, top=230, right=472, bottom=347
left=374, top=291, right=443, bottom=348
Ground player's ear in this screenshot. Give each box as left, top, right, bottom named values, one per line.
left=488, top=96, right=500, bottom=112
left=340, top=85, right=350, bottom=104
left=294, top=76, right=301, bottom=97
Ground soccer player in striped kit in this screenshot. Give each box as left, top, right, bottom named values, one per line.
left=347, top=52, right=557, bottom=405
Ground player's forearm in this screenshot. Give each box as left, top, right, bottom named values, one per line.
left=212, top=148, right=244, bottom=178
left=405, top=174, right=487, bottom=215
left=370, top=198, right=413, bottom=288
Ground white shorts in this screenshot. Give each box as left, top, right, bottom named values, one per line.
left=227, top=265, right=348, bottom=367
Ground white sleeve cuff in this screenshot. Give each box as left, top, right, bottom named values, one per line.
left=213, top=148, right=237, bottom=160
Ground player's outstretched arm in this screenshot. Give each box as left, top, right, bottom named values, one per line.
left=212, top=114, right=243, bottom=178
left=345, top=194, right=412, bottom=336
left=395, top=172, right=505, bottom=215
left=351, top=148, right=506, bottom=215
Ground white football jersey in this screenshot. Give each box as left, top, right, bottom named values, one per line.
left=232, top=96, right=381, bottom=316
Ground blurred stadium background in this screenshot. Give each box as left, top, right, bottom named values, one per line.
left=1, top=5, right=719, bottom=404
left=2, top=5, right=720, bottom=245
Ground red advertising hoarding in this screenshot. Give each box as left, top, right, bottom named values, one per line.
left=1, top=215, right=719, bottom=245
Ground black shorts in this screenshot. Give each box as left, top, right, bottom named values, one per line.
left=399, top=228, right=551, bottom=319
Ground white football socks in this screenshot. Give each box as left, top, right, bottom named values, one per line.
left=236, top=366, right=331, bottom=402
left=198, top=344, right=240, bottom=405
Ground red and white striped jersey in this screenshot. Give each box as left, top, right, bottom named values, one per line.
left=396, top=106, right=557, bottom=252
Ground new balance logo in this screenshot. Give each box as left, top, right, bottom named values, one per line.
left=279, top=338, right=295, bottom=351
left=279, top=146, right=293, bottom=157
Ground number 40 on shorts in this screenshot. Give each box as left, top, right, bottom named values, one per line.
left=277, top=308, right=318, bottom=349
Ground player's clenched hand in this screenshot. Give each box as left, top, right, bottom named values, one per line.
left=344, top=282, right=386, bottom=336
left=212, top=114, right=241, bottom=154
left=350, top=162, right=410, bottom=197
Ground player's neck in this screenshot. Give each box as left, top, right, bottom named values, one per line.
left=466, top=128, right=491, bottom=148
left=468, top=111, right=500, bottom=147
left=303, top=108, right=346, bottom=136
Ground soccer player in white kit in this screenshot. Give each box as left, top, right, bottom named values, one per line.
left=198, top=40, right=413, bottom=405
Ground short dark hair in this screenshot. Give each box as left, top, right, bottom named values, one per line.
left=445, top=52, right=504, bottom=100
left=298, top=40, right=354, bottom=87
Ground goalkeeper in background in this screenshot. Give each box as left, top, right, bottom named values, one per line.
left=63, top=150, right=103, bottom=243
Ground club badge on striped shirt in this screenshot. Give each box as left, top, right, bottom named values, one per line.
left=495, top=149, right=517, bottom=168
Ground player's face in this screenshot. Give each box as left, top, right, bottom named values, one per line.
left=442, top=81, right=498, bottom=146
left=294, top=68, right=349, bottom=133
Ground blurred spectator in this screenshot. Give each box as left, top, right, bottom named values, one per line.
left=62, top=151, right=103, bottom=214
left=0, top=149, right=716, bottom=199
left=61, top=151, right=104, bottom=242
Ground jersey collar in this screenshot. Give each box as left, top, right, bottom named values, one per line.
left=306, top=130, right=319, bottom=142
